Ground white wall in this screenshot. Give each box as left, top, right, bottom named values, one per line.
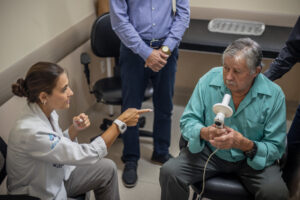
left=190, top=0, right=300, bottom=27
left=0, top=0, right=97, bottom=106
left=0, top=0, right=95, bottom=72
left=0, top=40, right=105, bottom=142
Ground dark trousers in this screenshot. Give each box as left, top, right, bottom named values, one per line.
left=283, top=104, right=300, bottom=196
left=287, top=104, right=300, bottom=150
left=119, top=43, right=178, bottom=162
left=160, top=146, right=289, bottom=200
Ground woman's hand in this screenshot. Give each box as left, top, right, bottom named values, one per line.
left=72, top=113, right=90, bottom=131
left=100, top=108, right=151, bottom=148
left=117, top=108, right=152, bottom=126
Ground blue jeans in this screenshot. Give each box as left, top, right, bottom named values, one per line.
left=119, top=43, right=178, bottom=162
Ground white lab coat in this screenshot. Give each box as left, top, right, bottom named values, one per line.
left=6, top=103, right=107, bottom=200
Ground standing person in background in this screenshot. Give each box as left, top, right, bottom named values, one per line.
left=7, top=62, right=150, bottom=200
left=110, top=0, right=190, bottom=188
left=264, top=16, right=300, bottom=199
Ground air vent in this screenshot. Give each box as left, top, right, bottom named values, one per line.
left=208, top=18, right=265, bottom=36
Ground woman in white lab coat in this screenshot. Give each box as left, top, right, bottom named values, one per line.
left=7, top=62, right=150, bottom=200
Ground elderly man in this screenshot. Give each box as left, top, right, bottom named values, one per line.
left=160, top=38, right=289, bottom=200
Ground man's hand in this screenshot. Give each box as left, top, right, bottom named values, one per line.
left=145, top=49, right=169, bottom=72
left=209, top=126, right=253, bottom=151
left=200, top=124, right=227, bottom=141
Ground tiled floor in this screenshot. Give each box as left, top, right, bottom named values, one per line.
left=78, top=99, right=295, bottom=200
left=78, top=101, right=185, bottom=200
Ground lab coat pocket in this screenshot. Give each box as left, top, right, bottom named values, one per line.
left=243, top=119, right=264, bottom=141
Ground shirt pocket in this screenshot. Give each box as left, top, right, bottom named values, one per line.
left=243, top=119, right=264, bottom=141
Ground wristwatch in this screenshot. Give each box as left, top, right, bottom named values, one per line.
left=113, top=119, right=127, bottom=134
left=244, top=142, right=257, bottom=159
left=161, top=45, right=171, bottom=56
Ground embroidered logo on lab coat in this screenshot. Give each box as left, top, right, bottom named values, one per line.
left=48, top=134, right=60, bottom=149
left=53, top=163, right=64, bottom=168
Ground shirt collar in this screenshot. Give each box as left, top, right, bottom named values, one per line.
left=250, top=73, right=272, bottom=97
left=27, top=103, right=59, bottom=131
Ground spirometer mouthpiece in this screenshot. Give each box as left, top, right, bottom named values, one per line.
left=213, top=94, right=233, bottom=128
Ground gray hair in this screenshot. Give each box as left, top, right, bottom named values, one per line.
left=222, top=38, right=263, bottom=74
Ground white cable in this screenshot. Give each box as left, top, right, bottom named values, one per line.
left=198, top=148, right=219, bottom=199
left=196, top=94, right=232, bottom=199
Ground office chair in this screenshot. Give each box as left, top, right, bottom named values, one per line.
left=80, top=12, right=153, bottom=137
left=179, top=135, right=288, bottom=200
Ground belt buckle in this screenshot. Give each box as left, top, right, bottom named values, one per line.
left=150, top=39, right=160, bottom=49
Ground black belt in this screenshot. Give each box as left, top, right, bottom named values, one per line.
left=143, top=38, right=165, bottom=49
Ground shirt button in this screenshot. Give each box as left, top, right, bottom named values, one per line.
left=153, top=23, right=156, bottom=26
left=152, top=7, right=155, bottom=10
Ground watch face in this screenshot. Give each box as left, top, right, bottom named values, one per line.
left=161, top=46, right=171, bottom=55
left=121, top=124, right=126, bottom=130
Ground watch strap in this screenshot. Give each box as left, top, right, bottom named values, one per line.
left=244, top=142, right=257, bottom=159
left=113, top=119, right=127, bottom=134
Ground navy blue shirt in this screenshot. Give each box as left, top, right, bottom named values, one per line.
left=264, top=17, right=300, bottom=81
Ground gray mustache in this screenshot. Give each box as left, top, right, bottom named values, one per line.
left=225, top=80, right=236, bottom=86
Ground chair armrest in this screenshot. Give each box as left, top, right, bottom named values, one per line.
left=179, top=135, right=188, bottom=150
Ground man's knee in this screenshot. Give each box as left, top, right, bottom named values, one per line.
left=159, top=160, right=179, bottom=183
left=257, top=180, right=289, bottom=200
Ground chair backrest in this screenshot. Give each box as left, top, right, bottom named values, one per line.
left=91, top=12, right=121, bottom=58
left=0, top=136, right=7, bottom=185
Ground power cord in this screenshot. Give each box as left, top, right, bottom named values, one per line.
left=198, top=148, right=219, bottom=199
left=197, top=94, right=233, bottom=199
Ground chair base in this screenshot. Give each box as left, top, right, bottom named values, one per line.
left=139, top=130, right=152, bottom=137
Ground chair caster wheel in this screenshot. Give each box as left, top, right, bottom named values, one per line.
left=100, top=123, right=107, bottom=131
left=100, top=118, right=112, bottom=131
left=139, top=116, right=146, bottom=128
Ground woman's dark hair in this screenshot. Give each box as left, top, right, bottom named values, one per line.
left=12, top=62, right=64, bottom=103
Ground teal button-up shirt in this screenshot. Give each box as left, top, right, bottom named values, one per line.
left=180, top=67, right=286, bottom=170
